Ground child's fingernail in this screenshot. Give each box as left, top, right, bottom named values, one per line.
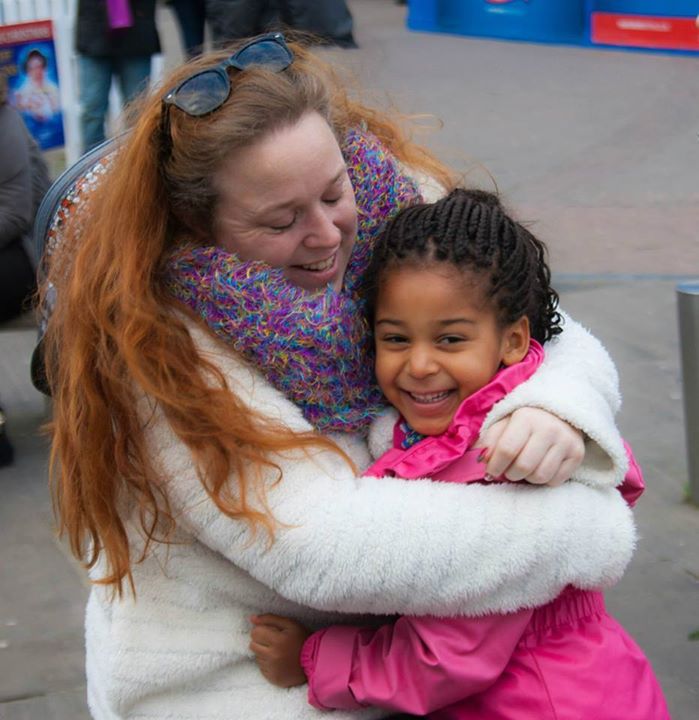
left=477, top=448, right=489, bottom=463
left=483, top=473, right=494, bottom=482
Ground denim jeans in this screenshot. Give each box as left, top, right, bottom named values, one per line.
left=78, top=55, right=152, bottom=153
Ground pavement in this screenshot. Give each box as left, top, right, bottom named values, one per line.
left=1, top=1, right=698, bottom=718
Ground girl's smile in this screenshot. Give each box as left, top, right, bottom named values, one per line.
left=373, top=263, right=529, bottom=436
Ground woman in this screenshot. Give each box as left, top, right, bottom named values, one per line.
left=44, top=34, right=635, bottom=718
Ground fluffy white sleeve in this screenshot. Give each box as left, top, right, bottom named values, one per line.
left=144, top=324, right=636, bottom=618
left=482, top=312, right=628, bottom=488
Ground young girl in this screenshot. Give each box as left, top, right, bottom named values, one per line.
left=249, top=189, right=670, bottom=719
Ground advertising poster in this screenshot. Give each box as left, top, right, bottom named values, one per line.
left=0, top=20, right=65, bottom=149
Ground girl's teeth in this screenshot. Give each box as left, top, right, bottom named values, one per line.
left=301, top=255, right=334, bottom=271
left=409, top=391, right=450, bottom=403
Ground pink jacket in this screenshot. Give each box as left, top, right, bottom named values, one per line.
left=300, top=343, right=669, bottom=719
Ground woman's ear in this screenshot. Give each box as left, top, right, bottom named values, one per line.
left=501, top=316, right=530, bottom=367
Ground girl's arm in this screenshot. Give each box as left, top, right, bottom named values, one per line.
left=145, top=324, right=637, bottom=618
left=482, top=313, right=628, bottom=489
left=253, top=612, right=532, bottom=714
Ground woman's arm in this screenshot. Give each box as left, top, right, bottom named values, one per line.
left=146, top=325, right=636, bottom=619
left=481, top=313, right=628, bottom=489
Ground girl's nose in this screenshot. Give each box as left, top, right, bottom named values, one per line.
left=407, top=346, right=439, bottom=378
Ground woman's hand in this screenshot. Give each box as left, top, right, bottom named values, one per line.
left=249, top=614, right=311, bottom=688
left=479, top=407, right=585, bottom=487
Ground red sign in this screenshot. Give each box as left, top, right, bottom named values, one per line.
left=591, top=12, right=699, bottom=51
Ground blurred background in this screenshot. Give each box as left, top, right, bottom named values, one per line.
left=1, top=1, right=698, bottom=717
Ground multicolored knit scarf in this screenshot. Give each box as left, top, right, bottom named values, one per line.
left=165, top=128, right=421, bottom=434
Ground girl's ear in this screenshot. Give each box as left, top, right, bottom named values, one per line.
left=501, top=316, right=531, bottom=367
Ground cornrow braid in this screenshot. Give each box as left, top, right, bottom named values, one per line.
left=364, top=188, right=562, bottom=344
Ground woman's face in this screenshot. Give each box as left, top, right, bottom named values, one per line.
left=213, top=112, right=358, bottom=292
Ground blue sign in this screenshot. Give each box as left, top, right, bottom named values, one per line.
left=0, top=20, right=65, bottom=150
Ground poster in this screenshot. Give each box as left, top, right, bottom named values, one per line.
left=0, top=20, right=65, bottom=150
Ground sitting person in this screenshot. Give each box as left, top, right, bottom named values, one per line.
left=0, top=73, right=50, bottom=468
left=0, top=73, right=49, bottom=323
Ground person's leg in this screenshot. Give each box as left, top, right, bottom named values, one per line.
left=170, top=0, right=207, bottom=57
left=78, top=55, right=113, bottom=152
left=0, top=242, right=36, bottom=324
left=205, top=0, right=269, bottom=46
left=114, top=56, right=152, bottom=107
left=280, top=0, right=357, bottom=47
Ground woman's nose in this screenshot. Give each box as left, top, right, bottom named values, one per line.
left=303, top=205, right=342, bottom=248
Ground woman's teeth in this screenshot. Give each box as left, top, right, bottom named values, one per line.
left=301, top=255, right=334, bottom=272
left=409, top=390, right=451, bottom=404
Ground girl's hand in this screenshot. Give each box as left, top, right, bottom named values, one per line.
left=249, top=614, right=311, bottom=688
left=479, top=407, right=585, bottom=487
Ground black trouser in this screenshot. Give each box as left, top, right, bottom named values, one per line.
left=206, top=0, right=355, bottom=47
left=0, top=241, right=36, bottom=323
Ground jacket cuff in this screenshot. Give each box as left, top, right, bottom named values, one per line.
left=301, top=631, right=325, bottom=709
left=303, top=625, right=366, bottom=711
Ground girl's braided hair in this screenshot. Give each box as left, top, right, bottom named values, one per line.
left=365, top=188, right=563, bottom=344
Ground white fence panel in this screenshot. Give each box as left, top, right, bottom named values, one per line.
left=1, top=0, right=80, bottom=162
left=1, top=0, right=163, bottom=164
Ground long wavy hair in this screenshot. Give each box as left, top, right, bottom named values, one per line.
left=44, top=38, right=457, bottom=596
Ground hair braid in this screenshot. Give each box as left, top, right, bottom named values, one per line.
left=365, top=188, right=562, bottom=344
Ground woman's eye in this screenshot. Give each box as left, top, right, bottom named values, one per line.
left=269, top=215, right=296, bottom=231
left=322, top=194, right=342, bottom=205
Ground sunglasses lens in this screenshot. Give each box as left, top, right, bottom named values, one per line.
left=175, top=70, right=230, bottom=116
left=233, top=39, right=292, bottom=72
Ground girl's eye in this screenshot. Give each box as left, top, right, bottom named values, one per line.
left=439, top=335, right=465, bottom=345
left=380, top=334, right=408, bottom=345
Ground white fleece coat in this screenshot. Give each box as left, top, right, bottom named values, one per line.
left=85, top=316, right=636, bottom=720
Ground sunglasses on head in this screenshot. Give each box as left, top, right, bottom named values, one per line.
left=162, top=32, right=294, bottom=118
left=159, top=32, right=293, bottom=159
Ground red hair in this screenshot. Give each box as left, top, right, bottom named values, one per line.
left=44, top=39, right=457, bottom=596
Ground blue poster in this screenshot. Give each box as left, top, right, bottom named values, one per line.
left=0, top=20, right=65, bottom=150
